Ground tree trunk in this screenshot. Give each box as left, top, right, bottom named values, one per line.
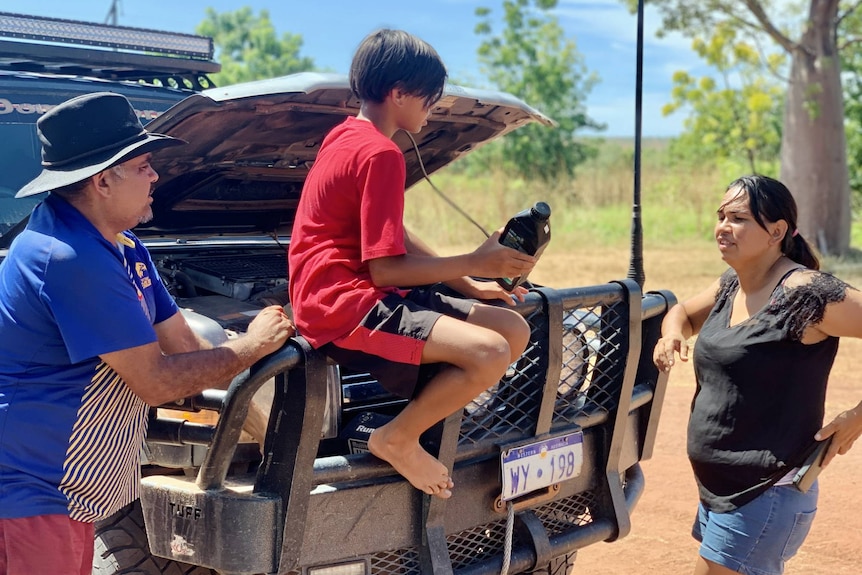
left=779, top=0, right=849, bottom=256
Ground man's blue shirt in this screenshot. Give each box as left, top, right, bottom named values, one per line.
left=0, top=193, right=178, bottom=521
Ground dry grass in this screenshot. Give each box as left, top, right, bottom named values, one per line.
left=403, top=142, right=742, bottom=268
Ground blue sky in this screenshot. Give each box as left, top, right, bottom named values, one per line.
left=2, top=0, right=705, bottom=137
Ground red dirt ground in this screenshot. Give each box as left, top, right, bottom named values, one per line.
left=531, top=246, right=862, bottom=575
left=573, top=340, right=862, bottom=575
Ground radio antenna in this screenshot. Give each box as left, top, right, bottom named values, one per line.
left=104, top=0, right=121, bottom=25
left=627, top=0, right=646, bottom=288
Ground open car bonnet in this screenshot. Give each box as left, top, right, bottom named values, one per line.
left=137, top=72, right=553, bottom=238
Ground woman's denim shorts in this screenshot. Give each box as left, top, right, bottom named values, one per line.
left=692, top=482, right=818, bottom=575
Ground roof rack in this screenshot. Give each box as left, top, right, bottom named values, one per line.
left=0, top=11, right=220, bottom=90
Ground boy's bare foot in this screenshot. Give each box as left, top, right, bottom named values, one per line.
left=368, top=428, right=454, bottom=499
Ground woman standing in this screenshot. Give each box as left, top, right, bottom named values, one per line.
left=654, top=175, right=862, bottom=575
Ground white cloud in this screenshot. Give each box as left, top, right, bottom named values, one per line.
left=554, top=0, right=693, bottom=52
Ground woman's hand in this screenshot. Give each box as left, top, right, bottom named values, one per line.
left=815, top=401, right=862, bottom=466
left=653, top=333, right=689, bottom=373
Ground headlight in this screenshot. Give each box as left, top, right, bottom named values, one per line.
left=306, top=559, right=368, bottom=575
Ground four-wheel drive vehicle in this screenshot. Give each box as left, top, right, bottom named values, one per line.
left=0, top=10, right=676, bottom=575
left=0, top=10, right=218, bottom=234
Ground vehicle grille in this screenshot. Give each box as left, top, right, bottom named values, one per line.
left=459, top=292, right=626, bottom=446
left=279, top=284, right=652, bottom=575
left=554, top=304, right=625, bottom=421
left=365, top=491, right=596, bottom=574
left=180, top=253, right=287, bottom=282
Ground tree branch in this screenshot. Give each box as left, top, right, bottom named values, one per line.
left=739, top=0, right=798, bottom=54
left=751, top=32, right=791, bottom=84
left=839, top=36, right=862, bottom=52
left=722, top=12, right=770, bottom=36
left=838, top=0, right=862, bottom=28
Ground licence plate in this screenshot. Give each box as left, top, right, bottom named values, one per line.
left=500, top=431, right=584, bottom=501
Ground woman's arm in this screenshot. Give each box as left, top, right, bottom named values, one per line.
left=652, top=278, right=720, bottom=372
left=810, top=279, right=862, bottom=339
left=800, top=275, right=862, bottom=464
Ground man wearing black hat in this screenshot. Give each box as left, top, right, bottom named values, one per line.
left=0, top=92, right=295, bottom=574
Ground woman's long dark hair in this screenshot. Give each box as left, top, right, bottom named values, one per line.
left=726, top=175, right=820, bottom=270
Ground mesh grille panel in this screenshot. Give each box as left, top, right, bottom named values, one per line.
left=359, top=491, right=598, bottom=574
left=554, top=304, right=626, bottom=423
left=180, top=253, right=287, bottom=282
left=447, top=520, right=523, bottom=570
left=370, top=549, right=421, bottom=574
left=534, top=491, right=597, bottom=535
left=459, top=306, right=545, bottom=444
left=459, top=296, right=626, bottom=446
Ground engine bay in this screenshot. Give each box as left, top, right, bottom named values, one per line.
left=152, top=246, right=290, bottom=333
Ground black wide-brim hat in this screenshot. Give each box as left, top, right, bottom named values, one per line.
left=16, top=91, right=186, bottom=198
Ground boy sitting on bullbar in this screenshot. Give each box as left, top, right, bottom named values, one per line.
left=288, top=29, right=536, bottom=499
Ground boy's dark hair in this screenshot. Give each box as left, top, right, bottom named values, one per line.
left=350, top=29, right=447, bottom=108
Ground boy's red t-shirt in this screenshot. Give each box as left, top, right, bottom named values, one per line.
left=288, top=116, right=409, bottom=347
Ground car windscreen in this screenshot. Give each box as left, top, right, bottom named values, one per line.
left=0, top=83, right=188, bottom=238
left=0, top=122, right=41, bottom=235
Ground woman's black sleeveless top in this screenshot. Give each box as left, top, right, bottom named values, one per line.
left=689, top=268, right=846, bottom=512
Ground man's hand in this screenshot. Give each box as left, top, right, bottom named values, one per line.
left=103, top=305, right=294, bottom=406
left=245, top=305, right=295, bottom=357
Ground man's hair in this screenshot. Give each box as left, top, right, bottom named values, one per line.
left=52, top=164, right=127, bottom=198
left=52, top=178, right=89, bottom=198
left=109, top=164, right=126, bottom=180
left=349, top=29, right=447, bottom=107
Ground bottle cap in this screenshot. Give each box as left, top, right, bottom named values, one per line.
left=531, top=201, right=551, bottom=221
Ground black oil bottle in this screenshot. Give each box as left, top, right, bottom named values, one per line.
left=496, top=201, right=552, bottom=291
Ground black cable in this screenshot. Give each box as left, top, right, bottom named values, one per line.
left=406, top=132, right=492, bottom=239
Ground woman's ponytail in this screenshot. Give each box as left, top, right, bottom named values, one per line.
left=783, top=229, right=819, bottom=270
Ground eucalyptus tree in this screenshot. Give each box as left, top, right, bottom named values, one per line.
left=196, top=7, right=315, bottom=87
left=475, top=0, right=602, bottom=184
left=628, top=0, right=862, bottom=255
left=663, top=23, right=784, bottom=175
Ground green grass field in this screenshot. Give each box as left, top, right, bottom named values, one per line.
left=404, top=138, right=862, bottom=286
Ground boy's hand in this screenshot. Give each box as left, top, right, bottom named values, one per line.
left=457, top=277, right=529, bottom=305
left=471, top=230, right=537, bottom=280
